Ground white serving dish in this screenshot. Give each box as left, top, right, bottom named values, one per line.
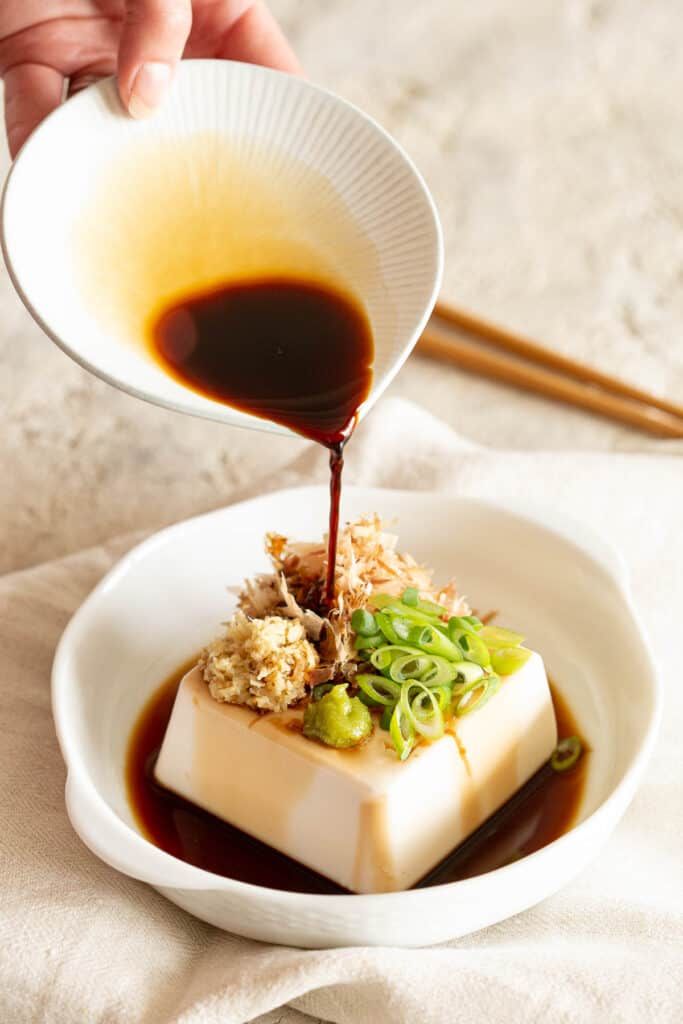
left=52, top=487, right=660, bottom=948
left=1, top=60, right=442, bottom=439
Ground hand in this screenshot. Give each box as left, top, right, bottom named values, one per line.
left=0, top=1, right=301, bottom=158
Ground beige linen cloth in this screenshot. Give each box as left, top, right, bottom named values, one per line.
left=1, top=399, right=681, bottom=1024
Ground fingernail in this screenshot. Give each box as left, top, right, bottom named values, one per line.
left=128, top=61, right=172, bottom=119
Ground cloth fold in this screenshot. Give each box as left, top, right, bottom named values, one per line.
left=1, top=399, right=681, bottom=1024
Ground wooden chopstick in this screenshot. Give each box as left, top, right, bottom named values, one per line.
left=433, top=300, right=683, bottom=422
left=418, top=323, right=683, bottom=440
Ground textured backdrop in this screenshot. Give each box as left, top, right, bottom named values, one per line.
left=2, top=0, right=682, bottom=575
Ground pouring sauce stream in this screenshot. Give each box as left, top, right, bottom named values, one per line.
left=149, top=277, right=373, bottom=608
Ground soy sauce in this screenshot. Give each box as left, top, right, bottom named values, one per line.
left=149, top=278, right=374, bottom=608
left=126, top=662, right=588, bottom=894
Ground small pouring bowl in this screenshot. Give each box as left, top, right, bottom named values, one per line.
left=1, top=60, right=443, bottom=437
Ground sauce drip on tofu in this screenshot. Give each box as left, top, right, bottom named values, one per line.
left=149, top=279, right=374, bottom=609
left=126, top=661, right=588, bottom=894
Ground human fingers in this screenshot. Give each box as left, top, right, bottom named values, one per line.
left=3, top=62, right=64, bottom=156
left=117, top=0, right=192, bottom=117
left=0, top=16, right=119, bottom=78
left=210, top=1, right=301, bottom=74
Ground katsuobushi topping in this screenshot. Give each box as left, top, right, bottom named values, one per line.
left=239, top=513, right=470, bottom=679
left=200, top=612, right=319, bottom=713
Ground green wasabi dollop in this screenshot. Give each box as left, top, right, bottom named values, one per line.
left=303, top=684, right=373, bottom=749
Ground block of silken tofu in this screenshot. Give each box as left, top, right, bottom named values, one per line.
left=155, top=653, right=557, bottom=893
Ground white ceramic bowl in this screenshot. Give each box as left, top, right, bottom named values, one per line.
left=52, top=487, right=660, bottom=948
left=1, top=60, right=442, bottom=439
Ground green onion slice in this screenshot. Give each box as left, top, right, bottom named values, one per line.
left=373, top=592, right=448, bottom=621
left=452, top=674, right=487, bottom=698
left=420, top=657, right=459, bottom=686
left=550, top=736, right=583, bottom=773
left=456, top=631, right=492, bottom=668
left=375, top=611, right=402, bottom=645
left=391, top=617, right=413, bottom=642
left=406, top=624, right=463, bottom=662
left=369, top=644, right=420, bottom=674
left=311, top=682, right=335, bottom=702
left=490, top=646, right=532, bottom=676
left=390, top=702, right=416, bottom=760
left=479, top=625, right=525, bottom=649
left=430, top=684, right=453, bottom=713
left=377, top=605, right=451, bottom=641
left=454, top=675, right=501, bottom=717
left=370, top=646, right=396, bottom=672
left=353, top=633, right=383, bottom=652
left=356, top=673, right=402, bottom=707
left=433, top=621, right=452, bottom=637
left=453, top=662, right=485, bottom=685
left=388, top=653, right=431, bottom=682
left=370, top=647, right=459, bottom=687
left=382, top=603, right=444, bottom=627
left=400, top=681, right=445, bottom=740
left=448, top=615, right=478, bottom=636
left=414, top=596, right=449, bottom=618
left=380, top=704, right=395, bottom=731
left=351, top=608, right=378, bottom=637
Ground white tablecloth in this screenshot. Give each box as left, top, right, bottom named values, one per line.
left=1, top=399, right=681, bottom=1024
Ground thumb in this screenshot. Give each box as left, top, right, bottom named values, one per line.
left=117, top=0, right=192, bottom=118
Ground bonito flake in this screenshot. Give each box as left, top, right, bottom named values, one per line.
left=236, top=515, right=469, bottom=687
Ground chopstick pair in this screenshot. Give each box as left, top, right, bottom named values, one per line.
left=418, top=302, right=683, bottom=439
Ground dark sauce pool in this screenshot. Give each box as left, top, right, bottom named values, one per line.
left=149, top=278, right=374, bottom=608
left=126, top=660, right=588, bottom=894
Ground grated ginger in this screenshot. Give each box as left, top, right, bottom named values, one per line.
left=200, top=612, right=319, bottom=712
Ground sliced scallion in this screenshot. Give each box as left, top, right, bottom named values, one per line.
left=356, top=673, right=402, bottom=707
left=370, top=646, right=394, bottom=672
left=382, top=603, right=444, bottom=628
left=420, top=657, right=459, bottom=687
left=311, top=682, right=335, bottom=702
left=390, top=702, right=416, bottom=760
left=454, top=681, right=485, bottom=717
left=391, top=617, right=413, bottom=642
left=452, top=673, right=487, bottom=699
left=375, top=611, right=402, bottom=645
left=401, top=586, right=419, bottom=607
left=370, top=644, right=422, bottom=671
left=430, top=684, right=453, bottom=713
left=479, top=625, right=525, bottom=649
left=370, top=594, right=443, bottom=621
left=490, top=646, right=532, bottom=676
left=389, top=653, right=431, bottom=683
left=550, top=736, right=583, bottom=772
left=448, top=615, right=478, bottom=636
left=453, top=662, right=485, bottom=685
left=351, top=608, right=378, bottom=637
left=380, top=704, right=394, bottom=731
left=407, top=624, right=463, bottom=662
left=456, top=631, right=492, bottom=668
left=413, top=596, right=449, bottom=618
left=369, top=646, right=459, bottom=687
left=353, top=633, right=383, bottom=652
left=454, top=674, right=501, bottom=717
left=399, top=681, right=445, bottom=740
